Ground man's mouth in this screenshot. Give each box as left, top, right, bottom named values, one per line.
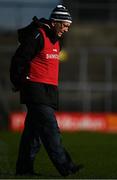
left=58, top=32, right=63, bottom=36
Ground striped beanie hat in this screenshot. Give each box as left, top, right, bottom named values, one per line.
left=49, top=5, right=72, bottom=23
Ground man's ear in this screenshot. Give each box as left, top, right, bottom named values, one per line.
left=51, top=21, right=56, bottom=27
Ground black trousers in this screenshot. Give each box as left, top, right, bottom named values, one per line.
left=16, top=104, right=76, bottom=176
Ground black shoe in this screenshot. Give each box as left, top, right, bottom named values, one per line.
left=69, top=164, right=84, bottom=175
left=16, top=171, right=41, bottom=176
left=62, top=164, right=84, bottom=177
left=70, top=164, right=84, bottom=174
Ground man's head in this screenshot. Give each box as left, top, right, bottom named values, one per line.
left=49, top=5, right=72, bottom=37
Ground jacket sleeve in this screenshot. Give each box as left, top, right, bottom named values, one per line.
left=14, top=30, right=43, bottom=64
left=10, top=30, right=44, bottom=90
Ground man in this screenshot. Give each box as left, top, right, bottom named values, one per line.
left=10, top=5, right=83, bottom=177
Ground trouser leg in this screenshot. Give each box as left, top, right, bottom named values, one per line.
left=29, top=104, right=77, bottom=176
left=16, top=108, right=41, bottom=174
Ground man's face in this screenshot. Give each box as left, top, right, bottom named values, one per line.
left=52, top=21, right=71, bottom=37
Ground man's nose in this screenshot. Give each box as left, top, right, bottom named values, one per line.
left=64, top=28, right=68, bottom=32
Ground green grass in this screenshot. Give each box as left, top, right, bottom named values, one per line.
left=0, top=131, right=117, bottom=179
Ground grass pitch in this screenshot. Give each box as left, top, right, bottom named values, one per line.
left=0, top=130, right=117, bottom=179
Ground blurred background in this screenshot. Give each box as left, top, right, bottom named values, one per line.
left=0, top=0, right=117, bottom=131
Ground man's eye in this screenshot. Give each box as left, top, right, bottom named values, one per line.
left=64, top=25, right=69, bottom=28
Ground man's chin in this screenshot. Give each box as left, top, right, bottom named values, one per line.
left=58, top=32, right=63, bottom=37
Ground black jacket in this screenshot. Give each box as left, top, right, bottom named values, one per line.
left=10, top=17, right=62, bottom=109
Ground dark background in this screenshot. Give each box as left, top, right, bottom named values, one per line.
left=0, top=0, right=117, bottom=128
